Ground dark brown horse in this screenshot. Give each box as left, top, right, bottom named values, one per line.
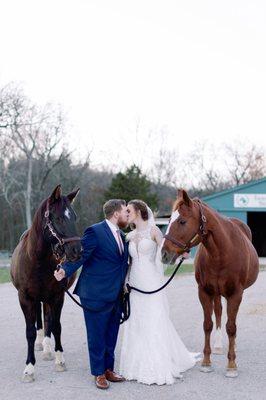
left=161, top=189, right=259, bottom=378
left=11, top=185, right=82, bottom=382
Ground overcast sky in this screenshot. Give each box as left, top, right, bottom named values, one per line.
left=1, top=0, right=265, bottom=170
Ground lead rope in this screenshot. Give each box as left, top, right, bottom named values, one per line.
left=55, top=262, right=107, bottom=313
left=56, top=255, right=186, bottom=323
left=120, top=255, right=186, bottom=324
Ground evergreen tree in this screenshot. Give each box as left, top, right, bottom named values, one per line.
left=104, top=164, right=158, bottom=210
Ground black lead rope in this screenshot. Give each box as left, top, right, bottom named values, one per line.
left=56, top=256, right=186, bottom=323
left=56, top=265, right=107, bottom=313
left=120, top=256, right=186, bottom=324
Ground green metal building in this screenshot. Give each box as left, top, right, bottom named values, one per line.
left=202, top=177, right=266, bottom=257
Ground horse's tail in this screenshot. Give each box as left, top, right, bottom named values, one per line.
left=213, top=295, right=223, bottom=354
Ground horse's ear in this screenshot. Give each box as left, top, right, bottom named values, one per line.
left=50, top=185, right=62, bottom=202
left=177, top=189, right=192, bottom=208
left=67, top=188, right=80, bottom=204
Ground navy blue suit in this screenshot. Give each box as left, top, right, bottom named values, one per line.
left=62, top=220, right=129, bottom=375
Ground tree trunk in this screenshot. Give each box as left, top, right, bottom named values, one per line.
left=25, top=156, right=33, bottom=228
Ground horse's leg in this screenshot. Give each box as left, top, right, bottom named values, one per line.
left=42, top=303, right=54, bottom=361
left=19, top=293, right=37, bottom=382
left=225, top=289, right=243, bottom=378
left=35, top=302, right=44, bottom=351
left=213, top=295, right=223, bottom=355
left=50, top=296, right=66, bottom=372
left=198, top=286, right=214, bottom=373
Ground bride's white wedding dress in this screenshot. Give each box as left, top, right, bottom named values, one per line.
left=119, top=227, right=200, bottom=385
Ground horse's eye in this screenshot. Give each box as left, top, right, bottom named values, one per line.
left=179, top=220, right=186, bottom=225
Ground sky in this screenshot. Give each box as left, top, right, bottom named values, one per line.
left=0, top=0, right=265, bottom=171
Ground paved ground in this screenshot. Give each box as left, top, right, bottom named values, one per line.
left=1, top=272, right=266, bottom=400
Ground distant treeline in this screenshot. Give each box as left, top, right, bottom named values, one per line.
left=1, top=82, right=265, bottom=251
left=0, top=156, right=183, bottom=251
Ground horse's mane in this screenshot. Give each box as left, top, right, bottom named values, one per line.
left=172, top=196, right=223, bottom=219
left=22, top=199, right=48, bottom=259
left=172, top=196, right=201, bottom=211
left=23, top=196, right=68, bottom=259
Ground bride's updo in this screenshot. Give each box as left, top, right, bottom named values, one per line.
left=128, top=199, right=149, bottom=221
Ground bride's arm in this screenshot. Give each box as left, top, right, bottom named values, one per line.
left=151, top=226, right=165, bottom=275
left=151, top=226, right=163, bottom=246
left=123, top=231, right=133, bottom=290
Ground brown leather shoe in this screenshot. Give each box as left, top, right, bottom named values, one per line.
left=105, top=369, right=125, bottom=382
left=95, top=374, right=110, bottom=389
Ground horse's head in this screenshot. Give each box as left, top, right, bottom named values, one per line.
left=44, top=185, right=82, bottom=262
left=161, top=189, right=207, bottom=264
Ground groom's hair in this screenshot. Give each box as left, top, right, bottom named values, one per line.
left=103, top=199, right=126, bottom=219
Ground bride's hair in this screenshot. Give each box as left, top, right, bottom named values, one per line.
left=128, top=199, right=149, bottom=221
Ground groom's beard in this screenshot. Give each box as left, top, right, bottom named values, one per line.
left=117, top=219, right=128, bottom=229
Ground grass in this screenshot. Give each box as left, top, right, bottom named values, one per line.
left=0, top=268, right=11, bottom=284
left=165, top=263, right=194, bottom=276
left=165, top=264, right=266, bottom=276
left=1, top=264, right=265, bottom=284
left=0, top=264, right=194, bottom=284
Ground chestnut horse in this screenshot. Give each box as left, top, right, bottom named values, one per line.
left=11, top=185, right=82, bottom=382
left=161, top=189, right=259, bottom=378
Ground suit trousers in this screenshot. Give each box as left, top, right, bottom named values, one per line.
left=80, top=296, right=122, bottom=376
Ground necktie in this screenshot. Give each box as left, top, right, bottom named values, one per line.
left=116, top=229, right=124, bottom=255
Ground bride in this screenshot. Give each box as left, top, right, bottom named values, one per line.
left=119, top=199, right=200, bottom=385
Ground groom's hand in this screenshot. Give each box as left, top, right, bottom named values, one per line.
left=54, top=268, right=66, bottom=281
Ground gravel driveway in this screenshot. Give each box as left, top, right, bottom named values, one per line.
left=0, top=272, right=265, bottom=400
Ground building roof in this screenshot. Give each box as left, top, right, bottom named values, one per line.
left=202, top=176, right=266, bottom=201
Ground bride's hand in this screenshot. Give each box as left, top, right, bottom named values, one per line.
left=123, top=283, right=129, bottom=293
left=182, top=252, right=190, bottom=259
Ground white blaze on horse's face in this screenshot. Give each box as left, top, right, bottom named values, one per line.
left=64, top=208, right=71, bottom=219
left=161, top=210, right=180, bottom=249
left=165, top=210, right=180, bottom=235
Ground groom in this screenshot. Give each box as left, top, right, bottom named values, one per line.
left=54, top=199, right=129, bottom=389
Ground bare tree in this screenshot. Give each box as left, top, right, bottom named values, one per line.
left=148, top=128, right=182, bottom=187
left=181, top=140, right=266, bottom=195
left=0, top=83, right=71, bottom=228
left=181, top=141, right=226, bottom=194
left=223, top=141, right=266, bottom=186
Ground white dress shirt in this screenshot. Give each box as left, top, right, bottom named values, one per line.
left=105, top=219, right=124, bottom=252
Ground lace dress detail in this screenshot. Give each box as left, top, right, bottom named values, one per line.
left=119, top=228, right=200, bottom=385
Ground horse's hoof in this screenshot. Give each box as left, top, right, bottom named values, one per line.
left=55, top=362, right=67, bottom=372
left=200, top=365, right=214, bottom=373
left=22, top=373, right=35, bottom=383
left=35, top=343, right=43, bottom=351
left=225, top=368, right=238, bottom=378
left=43, top=351, right=54, bottom=361
left=213, top=347, right=223, bottom=355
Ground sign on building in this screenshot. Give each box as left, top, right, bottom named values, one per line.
left=234, top=194, right=266, bottom=208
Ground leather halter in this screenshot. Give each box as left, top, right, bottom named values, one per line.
left=163, top=199, right=207, bottom=253
left=44, top=199, right=81, bottom=250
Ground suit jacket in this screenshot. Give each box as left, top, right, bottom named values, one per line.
left=62, top=220, right=129, bottom=308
